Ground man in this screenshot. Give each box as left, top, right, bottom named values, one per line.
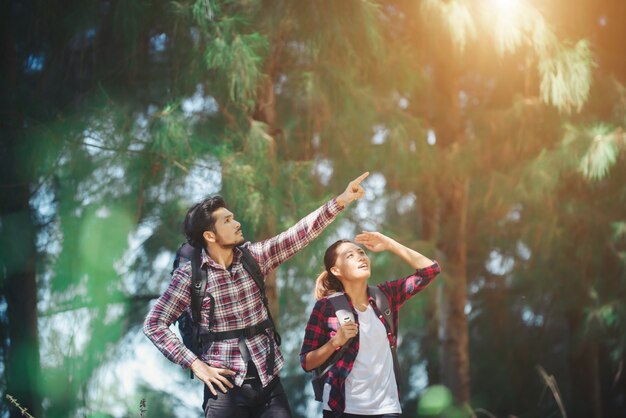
left=143, top=172, right=369, bottom=417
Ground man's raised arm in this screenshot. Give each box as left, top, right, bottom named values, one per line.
left=248, top=172, right=370, bottom=275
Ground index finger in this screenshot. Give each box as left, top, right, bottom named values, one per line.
left=351, top=171, right=370, bottom=185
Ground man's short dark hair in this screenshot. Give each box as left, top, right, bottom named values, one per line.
left=183, top=195, right=227, bottom=248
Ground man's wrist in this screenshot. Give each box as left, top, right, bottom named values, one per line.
left=189, top=357, right=201, bottom=369
left=335, top=194, right=348, bottom=208
left=335, top=192, right=352, bottom=209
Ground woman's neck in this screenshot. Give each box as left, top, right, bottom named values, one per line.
left=343, top=281, right=369, bottom=312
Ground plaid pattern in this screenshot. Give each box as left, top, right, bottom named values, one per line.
left=300, top=262, right=441, bottom=414
left=144, top=199, right=344, bottom=388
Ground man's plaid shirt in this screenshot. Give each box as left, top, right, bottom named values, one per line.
left=144, top=199, right=344, bottom=388
left=299, top=262, right=441, bottom=415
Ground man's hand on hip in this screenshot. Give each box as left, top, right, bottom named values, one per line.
left=190, top=358, right=236, bottom=395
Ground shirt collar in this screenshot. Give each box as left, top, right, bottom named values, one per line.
left=201, top=246, right=242, bottom=270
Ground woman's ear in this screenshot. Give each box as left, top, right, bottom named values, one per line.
left=330, top=266, right=340, bottom=277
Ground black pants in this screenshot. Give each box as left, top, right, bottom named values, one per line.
left=203, top=363, right=292, bottom=418
left=322, top=411, right=400, bottom=418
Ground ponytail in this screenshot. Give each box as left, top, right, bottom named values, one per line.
left=314, top=239, right=351, bottom=300
left=315, top=270, right=344, bottom=300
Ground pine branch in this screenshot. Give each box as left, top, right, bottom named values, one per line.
left=39, top=294, right=161, bottom=317
left=78, top=139, right=190, bottom=173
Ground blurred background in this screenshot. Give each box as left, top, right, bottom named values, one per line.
left=1, top=0, right=625, bottom=417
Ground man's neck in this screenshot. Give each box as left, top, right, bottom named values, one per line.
left=206, top=244, right=235, bottom=269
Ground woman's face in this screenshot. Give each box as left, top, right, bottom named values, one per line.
left=330, top=242, right=371, bottom=283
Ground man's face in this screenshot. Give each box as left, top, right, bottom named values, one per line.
left=211, top=207, right=245, bottom=248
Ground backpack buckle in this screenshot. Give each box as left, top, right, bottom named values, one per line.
left=242, top=326, right=254, bottom=339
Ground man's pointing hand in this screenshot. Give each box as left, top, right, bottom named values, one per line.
left=336, top=171, right=369, bottom=208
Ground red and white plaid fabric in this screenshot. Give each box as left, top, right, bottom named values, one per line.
left=300, top=262, right=441, bottom=414
left=144, top=199, right=344, bottom=387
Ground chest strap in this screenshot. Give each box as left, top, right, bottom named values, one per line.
left=198, top=318, right=278, bottom=373
left=198, top=318, right=273, bottom=342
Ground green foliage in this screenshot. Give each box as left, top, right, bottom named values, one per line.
left=539, top=40, right=594, bottom=113
left=418, top=385, right=454, bottom=415
left=204, top=32, right=268, bottom=108
left=578, top=125, right=624, bottom=180
left=192, top=0, right=217, bottom=25
left=421, top=0, right=477, bottom=53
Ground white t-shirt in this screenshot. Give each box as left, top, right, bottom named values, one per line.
left=323, top=304, right=401, bottom=415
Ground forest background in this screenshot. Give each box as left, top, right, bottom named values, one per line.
left=1, top=0, right=625, bottom=417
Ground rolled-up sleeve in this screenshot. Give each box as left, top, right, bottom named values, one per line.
left=381, top=261, right=441, bottom=308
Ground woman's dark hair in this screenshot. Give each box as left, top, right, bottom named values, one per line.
left=314, top=239, right=352, bottom=300
left=183, top=195, right=227, bottom=248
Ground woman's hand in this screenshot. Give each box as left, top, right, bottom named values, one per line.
left=355, top=231, right=394, bottom=253
left=357, top=231, right=435, bottom=269
left=332, top=321, right=359, bottom=347
left=303, top=320, right=359, bottom=371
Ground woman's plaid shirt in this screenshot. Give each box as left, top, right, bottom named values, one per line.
left=144, top=199, right=344, bottom=388
left=299, top=262, right=441, bottom=414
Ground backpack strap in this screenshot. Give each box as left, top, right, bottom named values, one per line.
left=190, top=246, right=208, bottom=325
left=181, top=243, right=208, bottom=379
left=320, top=293, right=354, bottom=371
left=238, top=247, right=268, bottom=310
left=237, top=245, right=281, bottom=373
left=368, top=286, right=394, bottom=335
left=369, top=285, right=402, bottom=393
left=238, top=246, right=282, bottom=342
left=173, top=242, right=208, bottom=342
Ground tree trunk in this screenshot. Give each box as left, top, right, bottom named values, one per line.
left=420, top=187, right=441, bottom=386
left=437, top=177, right=470, bottom=403
left=251, top=25, right=285, bottom=324
left=1, top=4, right=42, bottom=415
left=431, top=50, right=471, bottom=403
left=1, top=140, right=42, bottom=418
left=253, top=71, right=280, bottom=324
left=567, top=311, right=603, bottom=418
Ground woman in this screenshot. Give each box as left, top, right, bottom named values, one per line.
left=300, top=231, right=440, bottom=417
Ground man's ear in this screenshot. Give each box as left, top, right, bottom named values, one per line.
left=203, top=230, right=216, bottom=244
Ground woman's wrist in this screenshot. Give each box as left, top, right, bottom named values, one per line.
left=330, top=336, right=343, bottom=349
left=387, top=238, right=402, bottom=253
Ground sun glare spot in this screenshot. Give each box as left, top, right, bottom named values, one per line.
left=485, top=0, right=531, bottom=54
left=491, top=0, right=521, bottom=22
